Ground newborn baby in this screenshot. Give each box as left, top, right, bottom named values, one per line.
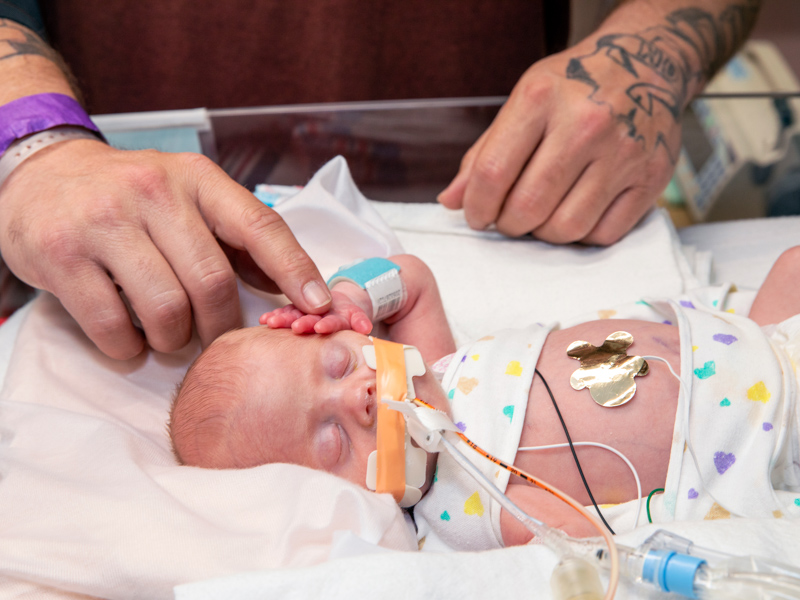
left=170, top=248, right=800, bottom=549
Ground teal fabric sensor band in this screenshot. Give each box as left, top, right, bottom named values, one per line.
left=327, top=257, right=400, bottom=288
left=327, top=257, right=406, bottom=321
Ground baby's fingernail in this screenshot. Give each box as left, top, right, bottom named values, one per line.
left=303, top=280, right=331, bottom=309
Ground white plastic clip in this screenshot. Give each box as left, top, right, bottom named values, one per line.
left=383, top=399, right=459, bottom=452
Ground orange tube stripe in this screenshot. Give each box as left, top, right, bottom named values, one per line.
left=374, top=339, right=407, bottom=503
left=412, top=397, right=559, bottom=497
left=411, top=396, right=618, bottom=599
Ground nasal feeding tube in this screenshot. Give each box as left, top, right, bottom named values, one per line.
left=364, top=338, right=800, bottom=600
left=364, top=337, right=617, bottom=600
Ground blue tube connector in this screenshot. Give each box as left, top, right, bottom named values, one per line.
left=642, top=550, right=707, bottom=598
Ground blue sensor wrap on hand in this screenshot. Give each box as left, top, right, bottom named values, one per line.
left=327, top=257, right=405, bottom=321
left=327, top=257, right=400, bottom=288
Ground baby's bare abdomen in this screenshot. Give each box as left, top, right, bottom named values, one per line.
left=517, top=320, right=680, bottom=507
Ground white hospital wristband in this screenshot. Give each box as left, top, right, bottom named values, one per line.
left=327, top=257, right=407, bottom=322
left=0, top=127, right=103, bottom=190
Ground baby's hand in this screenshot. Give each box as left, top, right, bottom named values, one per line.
left=259, top=290, right=373, bottom=335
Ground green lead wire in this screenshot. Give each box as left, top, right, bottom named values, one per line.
left=646, top=488, right=665, bottom=523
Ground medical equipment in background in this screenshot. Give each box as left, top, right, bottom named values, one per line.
left=672, top=41, right=800, bottom=222
left=368, top=337, right=800, bottom=599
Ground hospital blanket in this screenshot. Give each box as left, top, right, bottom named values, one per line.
left=0, top=156, right=781, bottom=600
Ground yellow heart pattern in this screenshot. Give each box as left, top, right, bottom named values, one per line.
left=505, top=361, right=523, bottom=376
left=747, top=381, right=770, bottom=403
left=464, top=492, right=484, bottom=517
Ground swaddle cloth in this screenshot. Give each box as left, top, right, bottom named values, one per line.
left=414, top=323, right=553, bottom=551
left=653, top=298, right=800, bottom=522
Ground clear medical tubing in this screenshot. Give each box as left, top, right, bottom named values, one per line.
left=595, top=530, right=800, bottom=599
left=439, top=434, right=618, bottom=600
left=693, top=558, right=800, bottom=600
left=438, top=435, right=567, bottom=554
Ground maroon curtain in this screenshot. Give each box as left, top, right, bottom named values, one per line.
left=42, top=0, right=568, bottom=114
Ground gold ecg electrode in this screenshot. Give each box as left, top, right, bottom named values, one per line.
left=567, top=331, right=649, bottom=407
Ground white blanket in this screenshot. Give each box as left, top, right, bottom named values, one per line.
left=3, top=157, right=790, bottom=600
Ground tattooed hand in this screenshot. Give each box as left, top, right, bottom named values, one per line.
left=438, top=1, right=760, bottom=246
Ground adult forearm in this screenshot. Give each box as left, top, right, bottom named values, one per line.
left=0, top=18, right=80, bottom=105
left=597, top=0, right=761, bottom=101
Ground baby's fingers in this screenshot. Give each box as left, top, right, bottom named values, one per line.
left=260, top=305, right=305, bottom=328
left=312, top=315, right=350, bottom=335
left=349, top=311, right=373, bottom=335
left=291, top=314, right=324, bottom=334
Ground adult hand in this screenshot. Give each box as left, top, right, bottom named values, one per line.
left=438, top=31, right=686, bottom=246
left=0, top=138, right=332, bottom=359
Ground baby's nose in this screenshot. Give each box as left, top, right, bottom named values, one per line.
left=349, top=382, right=376, bottom=428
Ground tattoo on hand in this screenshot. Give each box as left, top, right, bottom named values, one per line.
left=566, top=1, right=759, bottom=163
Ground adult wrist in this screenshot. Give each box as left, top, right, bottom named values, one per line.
left=0, top=126, right=103, bottom=190
left=0, top=93, right=105, bottom=190
left=0, top=93, right=104, bottom=156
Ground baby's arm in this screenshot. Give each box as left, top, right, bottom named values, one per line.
left=382, top=254, right=456, bottom=363
left=262, top=255, right=455, bottom=363
left=748, top=246, right=800, bottom=327
left=500, top=482, right=599, bottom=545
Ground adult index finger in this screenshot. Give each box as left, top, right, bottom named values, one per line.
left=459, top=77, right=549, bottom=230
left=190, top=156, right=331, bottom=315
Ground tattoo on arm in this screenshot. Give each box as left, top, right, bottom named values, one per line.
left=566, top=1, right=760, bottom=163
left=0, top=18, right=85, bottom=105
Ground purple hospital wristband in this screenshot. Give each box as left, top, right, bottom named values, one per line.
left=0, top=93, right=103, bottom=156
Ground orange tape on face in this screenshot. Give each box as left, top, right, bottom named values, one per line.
left=373, top=338, right=408, bottom=503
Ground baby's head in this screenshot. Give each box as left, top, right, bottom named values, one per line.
left=170, top=327, right=440, bottom=491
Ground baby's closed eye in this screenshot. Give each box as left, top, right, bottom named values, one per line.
left=322, top=344, right=355, bottom=380
left=316, top=423, right=346, bottom=470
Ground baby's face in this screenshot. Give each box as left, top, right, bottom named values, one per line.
left=239, top=328, right=386, bottom=487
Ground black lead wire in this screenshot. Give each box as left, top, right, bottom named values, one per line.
left=534, top=368, right=616, bottom=535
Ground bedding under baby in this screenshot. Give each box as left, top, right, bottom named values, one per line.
left=1, top=157, right=799, bottom=600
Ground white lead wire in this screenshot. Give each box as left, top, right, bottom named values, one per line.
left=517, top=441, right=643, bottom=531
